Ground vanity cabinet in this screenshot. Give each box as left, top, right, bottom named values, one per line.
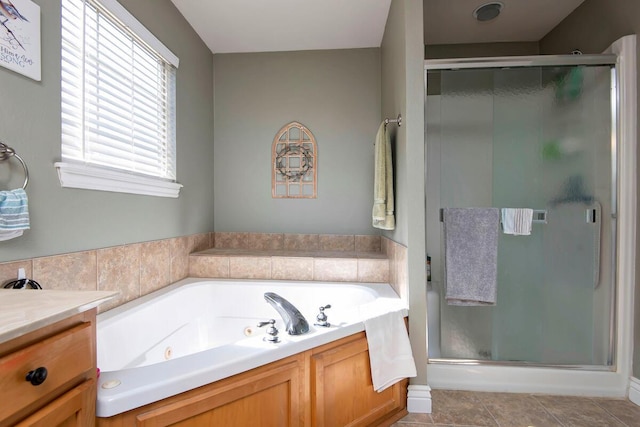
left=98, top=331, right=408, bottom=427
left=0, top=311, right=98, bottom=427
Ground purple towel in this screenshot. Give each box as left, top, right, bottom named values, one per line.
left=443, top=208, right=499, bottom=306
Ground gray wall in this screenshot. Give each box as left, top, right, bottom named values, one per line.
left=0, top=0, right=215, bottom=262
left=381, top=0, right=427, bottom=384
left=425, top=42, right=539, bottom=59
left=539, top=0, right=640, bottom=381
left=212, top=49, right=381, bottom=235
left=425, top=42, right=541, bottom=96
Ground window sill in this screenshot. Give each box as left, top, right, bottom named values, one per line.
left=55, top=162, right=182, bottom=198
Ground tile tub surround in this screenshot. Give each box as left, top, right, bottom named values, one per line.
left=384, top=236, right=408, bottom=301
left=213, top=232, right=382, bottom=253
left=189, top=233, right=407, bottom=297
left=0, top=232, right=407, bottom=312
left=190, top=250, right=389, bottom=283
left=0, top=233, right=213, bottom=312
left=392, top=389, right=640, bottom=426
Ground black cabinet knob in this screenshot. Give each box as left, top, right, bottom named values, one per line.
left=25, top=367, right=48, bottom=386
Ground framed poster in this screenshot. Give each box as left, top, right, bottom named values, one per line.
left=0, top=0, right=40, bottom=81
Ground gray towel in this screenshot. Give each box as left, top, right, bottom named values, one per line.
left=443, top=208, right=499, bottom=306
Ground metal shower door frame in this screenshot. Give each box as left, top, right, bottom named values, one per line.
left=424, top=53, right=619, bottom=370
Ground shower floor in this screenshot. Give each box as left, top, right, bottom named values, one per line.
left=392, top=390, right=640, bottom=426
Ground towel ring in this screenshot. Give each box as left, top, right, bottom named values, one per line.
left=0, top=142, right=29, bottom=189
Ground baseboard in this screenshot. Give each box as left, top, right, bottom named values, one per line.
left=629, top=377, right=640, bottom=406
left=407, top=384, right=432, bottom=413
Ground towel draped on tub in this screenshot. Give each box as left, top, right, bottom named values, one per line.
left=364, top=310, right=416, bottom=392
left=443, top=208, right=500, bottom=306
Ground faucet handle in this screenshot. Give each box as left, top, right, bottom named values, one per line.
left=257, top=319, right=275, bottom=328
left=257, top=319, right=280, bottom=343
left=315, top=305, right=331, bottom=328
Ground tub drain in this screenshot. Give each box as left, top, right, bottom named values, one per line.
left=244, top=326, right=254, bottom=336
left=164, top=346, right=173, bottom=360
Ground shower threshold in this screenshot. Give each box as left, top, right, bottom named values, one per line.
left=428, top=357, right=615, bottom=372
left=427, top=357, right=626, bottom=397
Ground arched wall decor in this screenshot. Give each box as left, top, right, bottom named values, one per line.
left=272, top=122, right=317, bottom=198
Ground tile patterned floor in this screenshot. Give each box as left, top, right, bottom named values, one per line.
left=392, top=390, right=640, bottom=427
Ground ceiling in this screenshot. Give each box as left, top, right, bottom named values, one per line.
left=170, top=0, right=392, bottom=54
left=170, top=0, right=586, bottom=54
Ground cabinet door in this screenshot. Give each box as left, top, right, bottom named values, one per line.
left=15, top=380, right=95, bottom=427
left=0, top=322, right=93, bottom=424
left=133, top=361, right=302, bottom=427
left=310, top=333, right=406, bottom=427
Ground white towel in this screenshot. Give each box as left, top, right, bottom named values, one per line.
left=0, top=189, right=29, bottom=241
left=0, top=229, right=23, bottom=241
left=372, top=122, right=395, bottom=230
left=364, top=311, right=416, bottom=392
left=501, top=208, right=533, bottom=235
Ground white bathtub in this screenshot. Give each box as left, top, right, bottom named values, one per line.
left=96, top=278, right=407, bottom=417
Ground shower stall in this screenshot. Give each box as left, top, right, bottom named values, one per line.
left=424, top=36, right=636, bottom=396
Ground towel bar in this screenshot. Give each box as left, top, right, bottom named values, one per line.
left=532, top=209, right=547, bottom=223
left=439, top=208, right=547, bottom=224
left=384, top=114, right=402, bottom=127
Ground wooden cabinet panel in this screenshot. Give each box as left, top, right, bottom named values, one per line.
left=15, top=379, right=96, bottom=427
left=168, top=382, right=291, bottom=427
left=0, top=311, right=97, bottom=427
left=310, top=332, right=407, bottom=427
left=99, top=358, right=304, bottom=427
left=98, top=330, right=409, bottom=427
left=0, top=322, right=93, bottom=423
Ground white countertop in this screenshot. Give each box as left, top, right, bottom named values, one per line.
left=0, top=289, right=117, bottom=344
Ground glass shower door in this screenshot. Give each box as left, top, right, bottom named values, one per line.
left=432, top=64, right=614, bottom=366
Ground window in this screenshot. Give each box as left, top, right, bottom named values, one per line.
left=57, top=0, right=182, bottom=197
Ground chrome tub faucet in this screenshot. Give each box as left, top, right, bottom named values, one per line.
left=264, top=292, right=310, bottom=335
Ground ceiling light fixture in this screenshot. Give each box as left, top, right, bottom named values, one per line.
left=473, top=2, right=504, bottom=22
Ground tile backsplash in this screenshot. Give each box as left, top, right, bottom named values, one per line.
left=212, top=232, right=382, bottom=253
left=0, top=232, right=407, bottom=311
left=0, top=233, right=212, bottom=312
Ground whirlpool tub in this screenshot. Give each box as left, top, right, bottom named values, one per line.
left=96, top=278, right=407, bottom=418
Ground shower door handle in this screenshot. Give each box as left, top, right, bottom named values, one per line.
left=587, top=202, right=602, bottom=290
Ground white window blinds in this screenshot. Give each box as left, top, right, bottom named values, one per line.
left=60, top=0, right=181, bottom=195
